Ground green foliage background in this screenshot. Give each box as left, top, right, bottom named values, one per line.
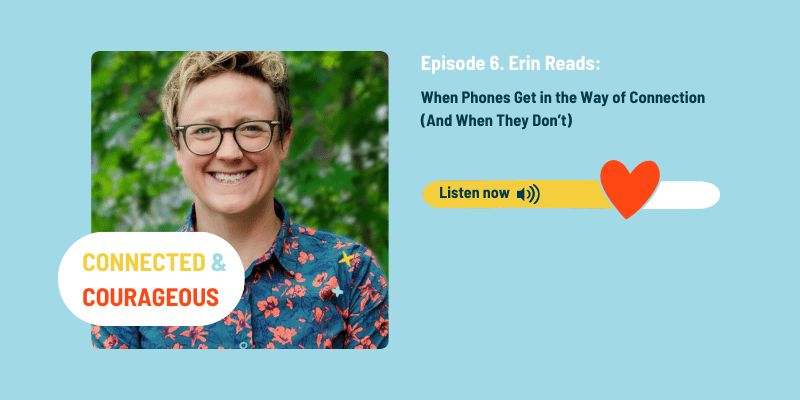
left=91, top=52, right=389, bottom=278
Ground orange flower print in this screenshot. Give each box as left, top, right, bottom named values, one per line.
left=294, top=273, right=306, bottom=283
left=374, top=316, right=388, bottom=337
left=354, top=336, right=376, bottom=349
left=198, top=344, right=208, bottom=349
left=257, top=296, right=280, bottom=318
left=358, top=278, right=379, bottom=312
left=345, top=323, right=363, bottom=347
left=119, top=344, right=129, bottom=349
left=179, top=326, right=209, bottom=347
left=91, top=325, right=101, bottom=339
left=298, top=251, right=315, bottom=264
left=334, top=240, right=352, bottom=249
left=289, top=285, right=307, bottom=298
left=221, top=314, right=233, bottom=326
left=170, top=343, right=183, bottom=349
left=319, top=287, right=333, bottom=301
left=324, top=276, right=339, bottom=291
left=335, top=305, right=351, bottom=320
left=312, top=307, right=325, bottom=325
left=162, top=326, right=180, bottom=341
left=313, top=272, right=328, bottom=287
left=268, top=326, right=299, bottom=346
left=348, top=254, right=363, bottom=272
left=287, top=241, right=299, bottom=251
left=299, top=226, right=316, bottom=235
left=378, top=275, right=387, bottom=290
left=283, top=239, right=292, bottom=254
left=266, top=342, right=275, bottom=349
left=316, top=333, right=333, bottom=349
left=103, top=335, right=119, bottom=349
left=319, top=276, right=340, bottom=301
left=231, top=310, right=251, bottom=335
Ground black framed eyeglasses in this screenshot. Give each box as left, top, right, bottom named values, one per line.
left=175, top=120, right=280, bottom=156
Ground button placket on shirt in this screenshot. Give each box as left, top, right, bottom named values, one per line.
left=232, top=275, right=255, bottom=349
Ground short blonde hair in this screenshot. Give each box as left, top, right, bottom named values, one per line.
left=160, top=51, right=292, bottom=147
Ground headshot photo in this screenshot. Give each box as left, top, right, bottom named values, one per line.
left=90, top=51, right=388, bottom=349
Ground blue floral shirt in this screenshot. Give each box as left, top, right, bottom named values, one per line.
left=91, top=199, right=388, bottom=349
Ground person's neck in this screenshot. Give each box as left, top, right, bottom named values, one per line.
left=194, top=199, right=282, bottom=270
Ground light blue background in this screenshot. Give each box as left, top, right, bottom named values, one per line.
left=2, top=1, right=798, bottom=398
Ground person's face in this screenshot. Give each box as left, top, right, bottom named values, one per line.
left=175, top=72, right=292, bottom=217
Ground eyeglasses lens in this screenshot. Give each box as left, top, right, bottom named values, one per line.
left=185, top=121, right=272, bottom=154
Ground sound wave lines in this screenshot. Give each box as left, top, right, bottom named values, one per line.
left=517, top=184, right=540, bottom=204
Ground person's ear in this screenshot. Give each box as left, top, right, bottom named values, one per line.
left=174, top=142, right=184, bottom=170
left=278, top=127, right=293, bottom=162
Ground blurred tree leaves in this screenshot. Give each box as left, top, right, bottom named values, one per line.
left=91, top=51, right=389, bottom=277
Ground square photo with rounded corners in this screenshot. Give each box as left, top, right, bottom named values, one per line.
left=90, top=51, right=388, bottom=349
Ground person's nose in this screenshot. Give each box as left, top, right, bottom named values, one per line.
left=215, top=130, right=243, bottom=161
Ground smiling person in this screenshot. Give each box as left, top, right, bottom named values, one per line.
left=91, top=51, right=388, bottom=349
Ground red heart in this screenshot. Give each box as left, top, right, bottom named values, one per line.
left=600, top=160, right=660, bottom=219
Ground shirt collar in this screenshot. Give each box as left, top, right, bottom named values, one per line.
left=180, top=198, right=299, bottom=278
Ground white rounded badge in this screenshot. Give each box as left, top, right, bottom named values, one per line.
left=58, top=232, right=244, bottom=326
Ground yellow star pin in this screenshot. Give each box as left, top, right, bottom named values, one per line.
left=339, top=251, right=356, bottom=267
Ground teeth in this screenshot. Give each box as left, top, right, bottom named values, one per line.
left=213, top=172, right=249, bottom=183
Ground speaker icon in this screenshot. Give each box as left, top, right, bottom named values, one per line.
left=516, top=184, right=540, bottom=204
